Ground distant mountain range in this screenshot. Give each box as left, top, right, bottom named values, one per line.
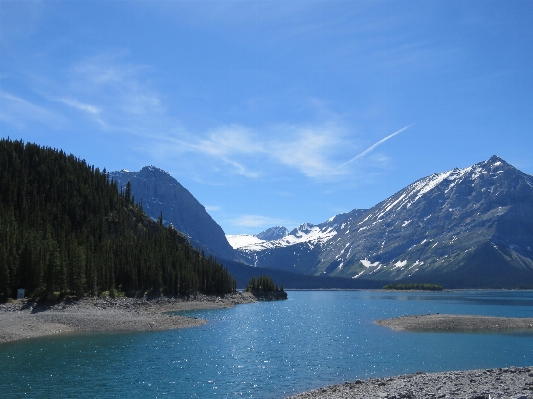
left=228, top=156, right=533, bottom=288
left=107, top=167, right=377, bottom=289
left=112, top=156, right=533, bottom=288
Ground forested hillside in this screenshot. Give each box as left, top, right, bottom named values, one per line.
left=0, top=139, right=236, bottom=301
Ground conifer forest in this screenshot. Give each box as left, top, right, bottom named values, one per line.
left=0, top=139, right=237, bottom=301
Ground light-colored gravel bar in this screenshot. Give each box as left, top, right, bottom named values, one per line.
left=0, top=292, right=256, bottom=344
left=375, top=314, right=533, bottom=332
left=287, top=366, right=533, bottom=399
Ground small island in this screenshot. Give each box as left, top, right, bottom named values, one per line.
left=244, top=275, right=288, bottom=300
left=375, top=313, right=533, bottom=332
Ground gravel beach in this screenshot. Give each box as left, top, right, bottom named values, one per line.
left=287, top=367, right=533, bottom=399
left=0, top=292, right=256, bottom=344
left=375, top=314, right=533, bottom=332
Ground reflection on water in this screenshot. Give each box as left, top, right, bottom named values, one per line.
left=1, top=290, right=532, bottom=398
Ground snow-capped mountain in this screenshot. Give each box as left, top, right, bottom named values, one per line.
left=231, top=156, right=533, bottom=288
left=109, top=166, right=236, bottom=261
left=227, top=209, right=367, bottom=271
left=227, top=226, right=291, bottom=250
left=255, top=226, right=289, bottom=241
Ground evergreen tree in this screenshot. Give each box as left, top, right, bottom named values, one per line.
left=0, top=138, right=237, bottom=301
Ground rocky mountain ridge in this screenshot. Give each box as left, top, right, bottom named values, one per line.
left=255, top=226, right=289, bottom=241
left=109, top=166, right=237, bottom=261
left=230, top=156, right=533, bottom=287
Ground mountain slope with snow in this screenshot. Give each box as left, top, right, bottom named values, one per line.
left=228, top=209, right=368, bottom=272
left=231, top=156, right=533, bottom=287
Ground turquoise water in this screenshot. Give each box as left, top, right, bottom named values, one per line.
left=1, top=290, right=533, bottom=398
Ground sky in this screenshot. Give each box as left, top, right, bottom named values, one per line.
left=1, top=1, right=532, bottom=236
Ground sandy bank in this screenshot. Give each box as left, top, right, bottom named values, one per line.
left=287, top=366, right=533, bottom=399
left=0, top=292, right=256, bottom=344
left=375, top=314, right=533, bottom=332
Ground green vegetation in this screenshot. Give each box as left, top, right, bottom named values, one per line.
left=245, top=275, right=283, bottom=293
left=383, top=283, right=445, bottom=291
left=0, top=139, right=236, bottom=302
left=245, top=275, right=287, bottom=299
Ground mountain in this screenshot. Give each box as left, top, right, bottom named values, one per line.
left=109, top=166, right=236, bottom=261
left=227, top=209, right=368, bottom=270
left=107, top=167, right=382, bottom=290
left=255, top=226, right=289, bottom=241
left=0, top=139, right=236, bottom=300
left=230, top=156, right=533, bottom=288
left=221, top=258, right=384, bottom=290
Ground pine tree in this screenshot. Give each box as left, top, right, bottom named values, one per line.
left=0, top=138, right=237, bottom=301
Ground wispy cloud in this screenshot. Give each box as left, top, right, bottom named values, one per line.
left=168, top=122, right=350, bottom=179
left=231, top=215, right=287, bottom=228
left=1, top=53, right=167, bottom=135
left=1, top=50, right=406, bottom=183
left=57, top=98, right=100, bottom=114
left=269, top=123, right=347, bottom=178
left=223, top=158, right=261, bottom=179
left=69, top=54, right=165, bottom=119
left=191, top=125, right=264, bottom=157
left=336, top=125, right=413, bottom=170
left=0, top=92, right=66, bottom=129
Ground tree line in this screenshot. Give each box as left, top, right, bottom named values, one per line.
left=382, top=283, right=444, bottom=291
left=0, top=138, right=236, bottom=301
left=245, top=275, right=284, bottom=293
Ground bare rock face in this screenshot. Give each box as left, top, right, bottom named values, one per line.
left=109, top=166, right=236, bottom=261
left=255, top=226, right=289, bottom=241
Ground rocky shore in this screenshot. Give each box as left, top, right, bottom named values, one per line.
left=287, top=366, right=533, bottom=399
left=375, top=314, right=533, bottom=332
left=0, top=292, right=256, bottom=344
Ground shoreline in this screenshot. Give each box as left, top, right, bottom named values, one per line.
left=287, top=366, right=533, bottom=398
left=0, top=292, right=257, bottom=345
left=287, top=313, right=533, bottom=398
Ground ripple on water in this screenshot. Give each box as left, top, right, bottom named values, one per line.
left=1, top=290, right=533, bottom=398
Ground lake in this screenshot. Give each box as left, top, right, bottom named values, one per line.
left=1, top=290, right=533, bottom=398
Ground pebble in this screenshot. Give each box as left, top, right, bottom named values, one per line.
left=287, top=367, right=533, bottom=399
left=1, top=292, right=257, bottom=344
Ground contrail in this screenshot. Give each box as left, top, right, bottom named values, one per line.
left=336, top=124, right=413, bottom=170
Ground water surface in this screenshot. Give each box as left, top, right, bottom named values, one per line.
left=1, top=290, right=532, bottom=398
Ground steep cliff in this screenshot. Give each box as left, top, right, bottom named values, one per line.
left=109, top=166, right=236, bottom=261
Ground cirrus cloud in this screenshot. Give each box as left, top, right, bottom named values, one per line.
left=231, top=214, right=287, bottom=228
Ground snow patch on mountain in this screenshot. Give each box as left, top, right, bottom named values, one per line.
left=227, top=222, right=339, bottom=252
left=360, top=162, right=497, bottom=224
left=360, top=259, right=380, bottom=268
left=227, top=234, right=266, bottom=249
left=394, top=260, right=407, bottom=268
left=228, top=156, right=533, bottom=287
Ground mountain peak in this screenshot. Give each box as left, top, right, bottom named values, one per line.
left=109, top=166, right=236, bottom=261
left=292, top=223, right=315, bottom=234
left=255, top=226, right=289, bottom=241
left=232, top=156, right=533, bottom=287
left=488, top=154, right=504, bottom=163
left=140, top=165, right=171, bottom=176
left=485, top=155, right=510, bottom=168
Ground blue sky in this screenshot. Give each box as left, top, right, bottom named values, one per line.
left=1, top=1, right=532, bottom=235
